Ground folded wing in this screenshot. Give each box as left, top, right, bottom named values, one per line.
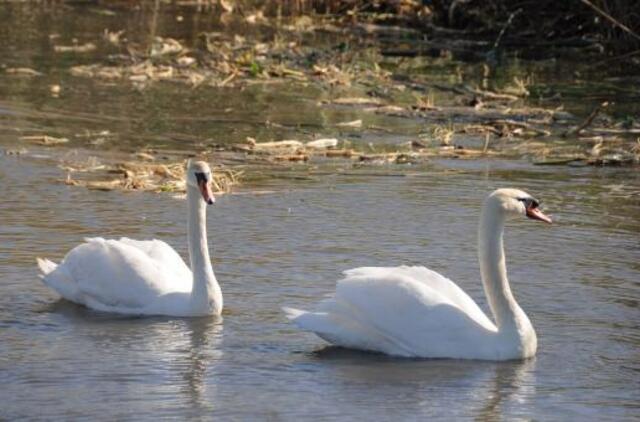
left=286, top=266, right=498, bottom=358
left=40, top=238, right=192, bottom=310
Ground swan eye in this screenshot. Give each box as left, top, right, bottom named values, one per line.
left=517, top=197, right=539, bottom=209
left=195, top=172, right=208, bottom=183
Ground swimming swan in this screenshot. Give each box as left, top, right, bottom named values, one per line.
left=37, top=160, right=222, bottom=317
left=284, top=188, right=551, bottom=360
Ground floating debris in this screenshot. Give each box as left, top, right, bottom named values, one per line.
left=150, top=37, right=183, bottom=57
left=330, top=97, right=384, bottom=107
left=533, top=157, right=586, bottom=166
left=325, top=149, right=355, bottom=158
left=176, top=56, right=196, bottom=67
left=588, top=153, right=639, bottom=166
left=273, top=154, right=309, bottom=162
left=16, top=11, right=635, bottom=169
left=336, top=119, right=363, bottom=128
left=49, top=84, right=61, bottom=96
left=248, top=138, right=303, bottom=150
left=103, top=29, right=125, bottom=45
left=3, top=148, right=28, bottom=156
left=563, top=101, right=609, bottom=137
left=306, top=138, right=338, bottom=149
left=135, top=152, right=156, bottom=161
left=5, top=67, right=42, bottom=76
left=54, top=42, right=97, bottom=53
left=20, top=135, right=69, bottom=146
left=59, top=157, right=240, bottom=195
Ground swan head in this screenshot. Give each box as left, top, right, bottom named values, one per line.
left=488, top=188, right=551, bottom=223
left=186, top=160, right=215, bottom=205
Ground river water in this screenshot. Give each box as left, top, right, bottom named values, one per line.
left=1, top=3, right=639, bottom=421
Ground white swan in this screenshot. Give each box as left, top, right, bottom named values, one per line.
left=37, top=160, right=222, bottom=317
left=284, top=188, right=552, bottom=360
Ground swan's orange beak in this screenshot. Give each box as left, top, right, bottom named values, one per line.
left=198, top=179, right=215, bottom=205
left=526, top=205, right=551, bottom=224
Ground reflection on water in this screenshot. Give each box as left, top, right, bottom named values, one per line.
left=182, top=317, right=223, bottom=414
left=1, top=154, right=638, bottom=419
left=474, top=360, right=535, bottom=421
left=12, top=298, right=224, bottom=419
left=313, top=347, right=536, bottom=420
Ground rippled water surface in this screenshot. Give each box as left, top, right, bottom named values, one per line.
left=1, top=2, right=640, bottom=421
left=1, top=155, right=639, bottom=420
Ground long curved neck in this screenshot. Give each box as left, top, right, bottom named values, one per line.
left=187, top=185, right=222, bottom=314
left=478, top=203, right=524, bottom=332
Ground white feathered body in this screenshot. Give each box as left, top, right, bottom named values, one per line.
left=37, top=237, right=216, bottom=316
left=285, top=266, right=536, bottom=360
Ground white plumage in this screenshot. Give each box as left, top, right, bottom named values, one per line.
left=285, top=188, right=551, bottom=360
left=37, top=160, right=222, bottom=317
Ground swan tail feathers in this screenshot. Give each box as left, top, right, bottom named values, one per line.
left=37, top=259, right=79, bottom=301
left=283, top=307, right=333, bottom=334
left=284, top=308, right=331, bottom=333
left=36, top=257, right=57, bottom=277
left=285, top=307, right=391, bottom=353
left=282, top=307, right=306, bottom=321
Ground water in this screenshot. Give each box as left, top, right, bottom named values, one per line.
left=1, top=154, right=638, bottom=420
left=1, top=3, right=639, bottom=421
